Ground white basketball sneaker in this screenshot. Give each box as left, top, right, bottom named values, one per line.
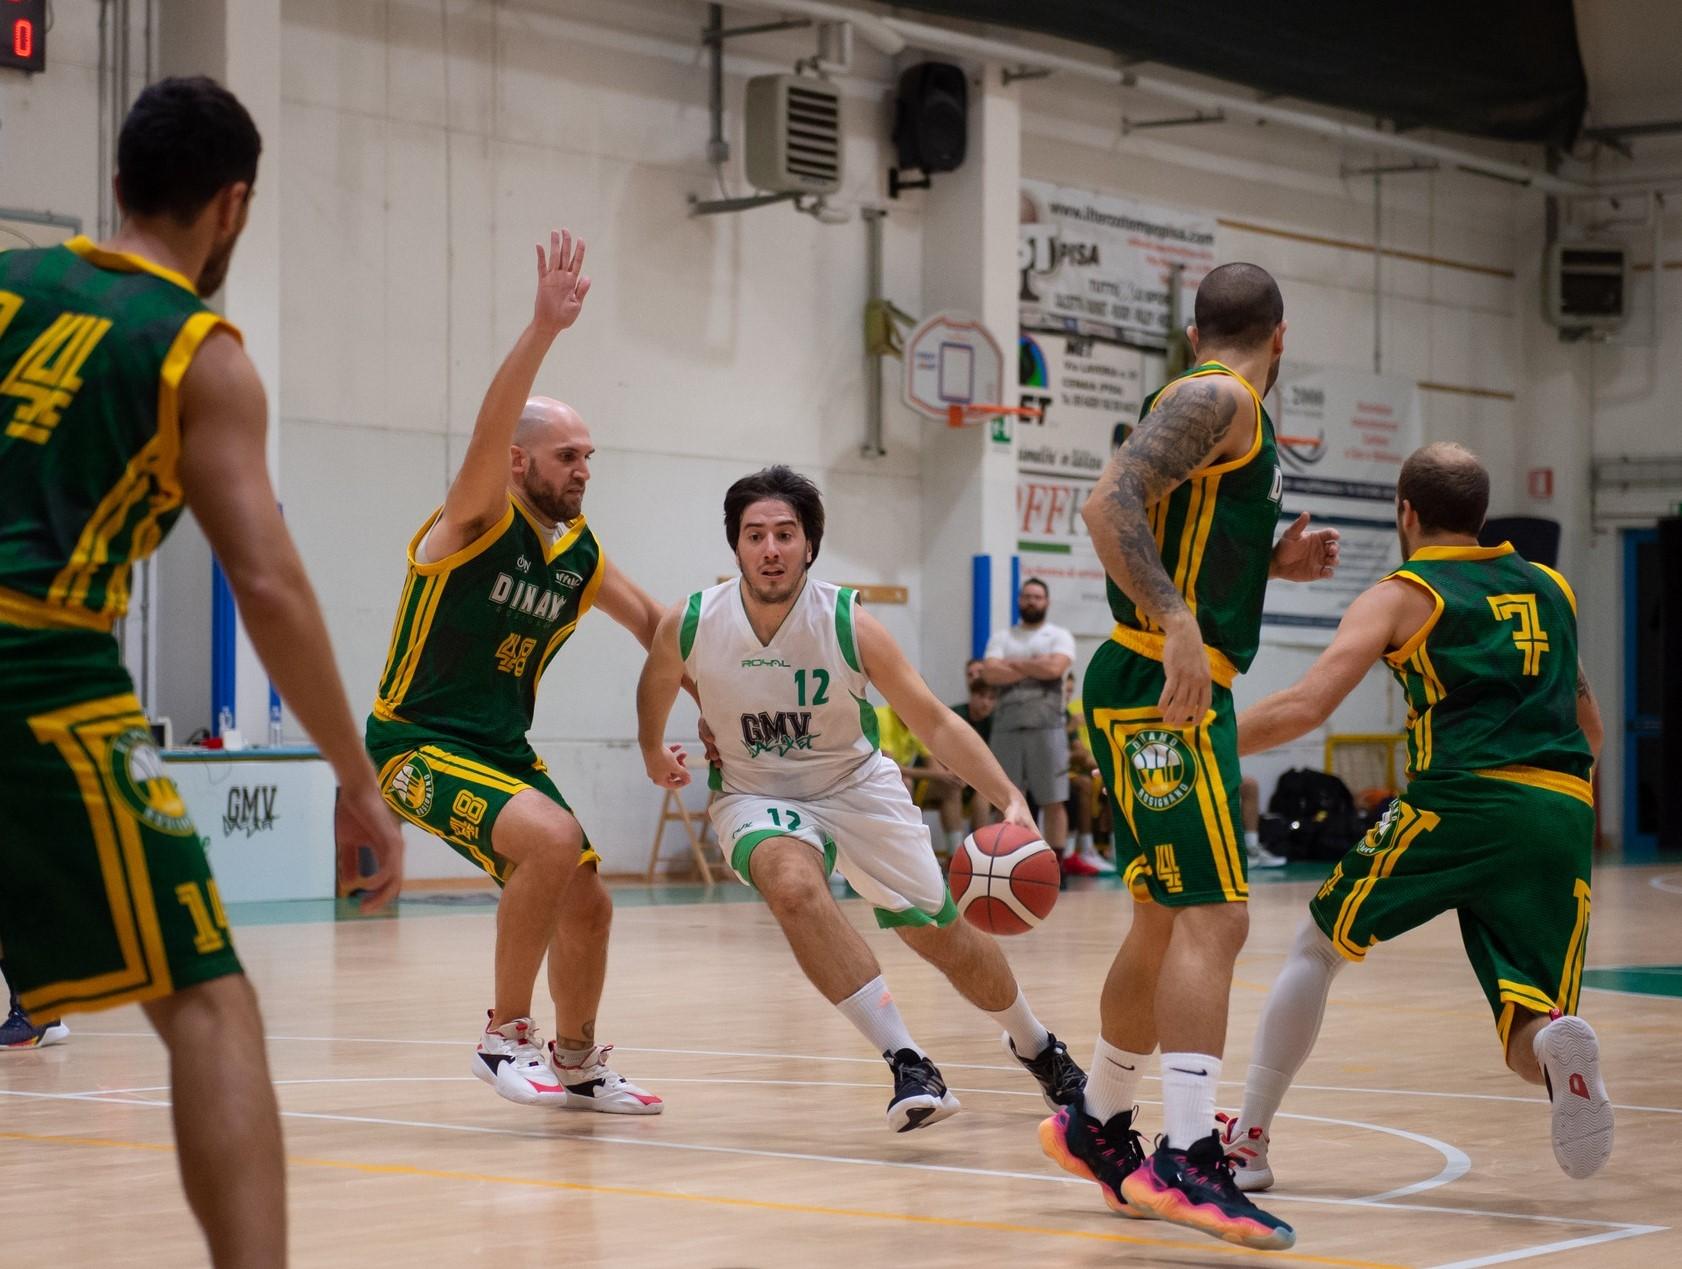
left=471, top=1011, right=567, bottom=1106
left=1536, top=1013, right=1613, bottom=1179
left=549, top=1042, right=664, bottom=1115
left=1217, top=1111, right=1274, bottom=1192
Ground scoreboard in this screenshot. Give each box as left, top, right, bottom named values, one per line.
left=2, top=0, right=44, bottom=74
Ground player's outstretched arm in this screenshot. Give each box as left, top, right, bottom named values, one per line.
left=178, top=332, right=404, bottom=909
left=432, top=229, right=590, bottom=558
left=1236, top=579, right=1429, bottom=757
left=856, top=609, right=1033, bottom=830
left=636, top=604, right=691, bottom=788
left=1082, top=375, right=1250, bottom=726
left=593, top=559, right=665, bottom=651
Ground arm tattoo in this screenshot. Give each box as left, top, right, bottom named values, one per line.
left=1093, top=380, right=1240, bottom=625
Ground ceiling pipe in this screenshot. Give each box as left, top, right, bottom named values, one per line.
left=717, top=1, right=1597, bottom=196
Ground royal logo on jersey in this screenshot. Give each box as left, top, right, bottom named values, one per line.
left=107, top=729, right=195, bottom=836
left=1126, top=729, right=1198, bottom=811
left=740, top=710, right=818, bottom=759
left=390, top=755, right=435, bottom=817
left=740, top=658, right=791, bottom=669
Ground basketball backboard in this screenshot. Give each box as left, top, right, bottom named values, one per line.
left=902, top=311, right=1003, bottom=420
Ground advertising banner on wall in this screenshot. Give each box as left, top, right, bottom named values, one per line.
left=1014, top=333, right=1149, bottom=636
left=1019, top=180, right=1218, bottom=350
left=1264, top=364, right=1423, bottom=644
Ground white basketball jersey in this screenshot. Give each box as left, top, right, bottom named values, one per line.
left=680, top=577, right=879, bottom=799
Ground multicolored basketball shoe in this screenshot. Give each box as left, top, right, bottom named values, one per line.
left=1120, top=1132, right=1295, bottom=1250
left=1038, top=1099, right=1149, bottom=1216
left=0, top=1002, right=68, bottom=1050
left=1536, top=1013, right=1613, bottom=1179
left=470, top=1011, right=567, bottom=1106
left=1216, top=1111, right=1274, bottom=1192
left=884, top=1048, right=960, bottom=1133
left=549, top=1042, right=664, bottom=1115
left=1006, top=1032, right=1088, bottom=1110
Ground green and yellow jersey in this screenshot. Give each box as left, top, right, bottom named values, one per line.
left=0, top=237, right=235, bottom=636
left=366, top=497, right=605, bottom=768
left=1384, top=543, right=1592, bottom=796
left=1108, top=361, right=1282, bottom=681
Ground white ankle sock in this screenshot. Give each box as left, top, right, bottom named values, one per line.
left=1244, top=829, right=1260, bottom=850
left=1085, top=1037, right=1151, bottom=1122
left=987, top=989, right=1051, bottom=1059
left=1237, top=919, right=1346, bottom=1135
left=1161, top=1052, right=1222, bottom=1149
left=836, top=976, right=921, bottom=1057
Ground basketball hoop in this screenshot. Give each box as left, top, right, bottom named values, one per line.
left=946, top=402, right=1043, bottom=429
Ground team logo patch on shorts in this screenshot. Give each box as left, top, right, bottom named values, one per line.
left=390, top=755, right=436, bottom=817
left=108, top=728, right=195, bottom=836
left=1126, top=730, right=1198, bottom=811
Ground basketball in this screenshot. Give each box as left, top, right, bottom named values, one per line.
left=948, top=823, right=1061, bottom=935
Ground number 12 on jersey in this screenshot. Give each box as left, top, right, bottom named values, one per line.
left=793, top=668, right=829, bottom=706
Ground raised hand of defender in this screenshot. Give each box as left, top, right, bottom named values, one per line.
left=1272, top=511, right=1341, bottom=581
left=533, top=228, right=590, bottom=335
left=645, top=742, right=691, bottom=789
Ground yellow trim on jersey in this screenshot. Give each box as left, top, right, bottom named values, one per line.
left=1407, top=542, right=1514, bottom=563
left=1170, top=475, right=1208, bottom=602
left=1411, top=643, right=1446, bottom=772
left=1193, top=726, right=1246, bottom=901
left=1182, top=473, right=1224, bottom=616
left=1383, top=571, right=1446, bottom=667
left=378, top=574, right=445, bottom=709
left=63, top=236, right=199, bottom=296
left=0, top=585, right=115, bottom=631
left=1532, top=562, right=1578, bottom=616
left=510, top=496, right=592, bottom=565
left=1142, top=363, right=1267, bottom=477
left=418, top=746, right=528, bottom=794
left=409, top=503, right=516, bottom=576
left=577, top=553, right=607, bottom=618
left=1109, top=623, right=1238, bottom=688
left=1330, top=805, right=1436, bottom=961
left=48, top=433, right=164, bottom=612
left=1475, top=765, right=1594, bottom=807
left=20, top=694, right=177, bottom=1018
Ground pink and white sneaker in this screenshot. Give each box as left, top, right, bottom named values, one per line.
left=1217, top=1111, right=1274, bottom=1192
left=1536, top=1013, right=1613, bottom=1179
left=549, top=1042, right=664, bottom=1115
left=471, top=1011, right=567, bottom=1106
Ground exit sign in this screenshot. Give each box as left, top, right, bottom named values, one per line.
left=2, top=0, right=45, bottom=74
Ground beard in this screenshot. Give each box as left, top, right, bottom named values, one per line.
left=196, top=233, right=238, bottom=298
left=520, top=471, right=583, bottom=523
left=1018, top=603, right=1047, bottom=624
left=742, top=567, right=805, bottom=606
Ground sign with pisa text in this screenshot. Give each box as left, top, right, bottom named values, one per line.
left=1019, top=180, right=1218, bottom=350
left=1263, top=364, right=1423, bottom=644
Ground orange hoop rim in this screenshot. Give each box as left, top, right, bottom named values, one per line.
left=945, top=402, right=1044, bottom=429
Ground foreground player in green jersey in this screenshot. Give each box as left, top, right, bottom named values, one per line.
left=1041, top=264, right=1338, bottom=1251
left=0, top=79, right=403, bottom=1266
left=366, top=231, right=662, bottom=1113
left=1221, top=442, right=1612, bottom=1188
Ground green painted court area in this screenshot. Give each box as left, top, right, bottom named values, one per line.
left=1580, top=965, right=1682, bottom=999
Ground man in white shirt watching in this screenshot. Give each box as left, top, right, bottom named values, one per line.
left=981, top=578, right=1084, bottom=871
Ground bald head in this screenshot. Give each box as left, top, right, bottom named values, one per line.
left=513, top=395, right=586, bottom=451
left=1193, top=263, right=1283, bottom=349
left=1397, top=442, right=1488, bottom=536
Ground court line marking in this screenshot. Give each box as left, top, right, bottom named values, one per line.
left=0, top=1084, right=1636, bottom=1232
left=1427, top=1226, right=1664, bottom=1269
left=0, top=1128, right=1405, bottom=1269
left=0, top=1079, right=1468, bottom=1201
left=74, top=1030, right=1682, bottom=1116
left=1649, top=874, right=1682, bottom=895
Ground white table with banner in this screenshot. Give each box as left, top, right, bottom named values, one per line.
left=161, top=746, right=339, bottom=902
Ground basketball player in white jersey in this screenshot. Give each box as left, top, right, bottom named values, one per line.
left=636, top=466, right=1087, bottom=1131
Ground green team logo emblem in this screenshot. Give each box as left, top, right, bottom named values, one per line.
left=108, top=729, right=195, bottom=836
left=1126, top=730, right=1198, bottom=811
left=390, top=755, right=435, bottom=817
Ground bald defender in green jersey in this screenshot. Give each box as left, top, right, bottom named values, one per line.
left=1040, top=264, right=1339, bottom=1251
left=0, top=78, right=402, bottom=1266
left=365, top=231, right=664, bottom=1113
left=1224, top=442, right=1612, bottom=1188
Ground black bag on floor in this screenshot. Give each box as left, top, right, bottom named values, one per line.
left=1264, top=768, right=1363, bottom=862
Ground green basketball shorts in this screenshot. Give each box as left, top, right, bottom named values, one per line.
left=370, top=735, right=598, bottom=885
left=1084, top=637, right=1248, bottom=907
left=1309, top=767, right=1594, bottom=1048
left=0, top=627, right=242, bottom=1021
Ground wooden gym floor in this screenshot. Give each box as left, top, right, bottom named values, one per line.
left=1, top=864, right=1678, bottom=1267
